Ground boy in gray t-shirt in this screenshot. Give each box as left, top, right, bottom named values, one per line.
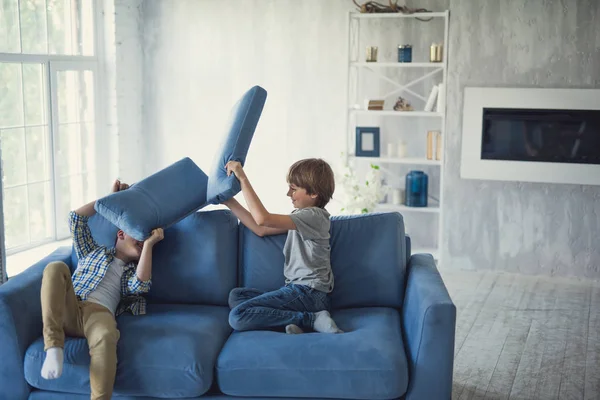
left=223, top=158, right=342, bottom=334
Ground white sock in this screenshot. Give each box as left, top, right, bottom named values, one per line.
left=285, top=324, right=305, bottom=334
left=41, top=347, right=64, bottom=380
left=313, top=311, right=343, bottom=334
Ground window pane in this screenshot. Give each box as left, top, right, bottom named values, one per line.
left=28, top=181, right=53, bottom=242
left=4, top=186, right=30, bottom=249
left=80, top=70, right=94, bottom=121
left=55, top=174, right=82, bottom=238
left=0, top=0, right=21, bottom=53
left=1, top=127, right=27, bottom=187
left=55, top=122, right=80, bottom=177
left=22, top=63, right=46, bottom=126
left=26, top=126, right=50, bottom=182
left=79, top=0, right=93, bottom=55
left=0, top=63, right=24, bottom=128
left=20, top=0, right=48, bottom=53
left=47, top=0, right=72, bottom=55
left=81, top=171, right=95, bottom=203
left=57, top=70, right=79, bottom=123
left=71, top=0, right=94, bottom=56
left=80, top=122, right=94, bottom=172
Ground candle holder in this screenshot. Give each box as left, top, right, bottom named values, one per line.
left=366, top=46, right=378, bottom=62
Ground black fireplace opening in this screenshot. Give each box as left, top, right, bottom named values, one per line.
left=481, top=108, right=600, bottom=165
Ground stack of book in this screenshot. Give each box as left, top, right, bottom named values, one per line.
left=367, top=100, right=385, bottom=110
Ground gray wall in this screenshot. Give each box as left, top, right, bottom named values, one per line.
left=443, top=0, right=600, bottom=278
left=141, top=0, right=353, bottom=213
left=137, top=0, right=600, bottom=279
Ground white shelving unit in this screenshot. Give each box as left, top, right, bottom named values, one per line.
left=347, top=156, right=441, bottom=166
left=351, top=11, right=447, bottom=19
left=344, top=10, right=449, bottom=262
left=351, top=62, right=443, bottom=68
left=377, top=203, right=440, bottom=214
left=350, top=110, right=443, bottom=117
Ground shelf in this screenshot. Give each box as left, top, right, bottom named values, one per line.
left=350, top=11, right=447, bottom=19
left=377, top=203, right=440, bottom=214
left=349, top=156, right=441, bottom=166
left=352, top=62, right=444, bottom=69
left=351, top=110, right=443, bottom=118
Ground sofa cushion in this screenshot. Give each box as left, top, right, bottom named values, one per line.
left=28, top=393, right=206, bottom=400
left=216, top=307, right=408, bottom=400
left=207, top=85, right=267, bottom=204
left=28, top=393, right=363, bottom=400
left=24, top=304, right=231, bottom=398
left=240, top=212, right=407, bottom=309
left=146, top=210, right=238, bottom=306
left=95, top=157, right=209, bottom=241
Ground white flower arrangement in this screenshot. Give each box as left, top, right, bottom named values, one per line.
left=339, top=156, right=388, bottom=214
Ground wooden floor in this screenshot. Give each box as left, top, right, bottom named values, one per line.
left=440, top=269, right=600, bottom=400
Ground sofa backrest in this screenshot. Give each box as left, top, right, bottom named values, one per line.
left=146, top=210, right=238, bottom=306
left=78, top=209, right=238, bottom=306
left=239, top=212, right=407, bottom=309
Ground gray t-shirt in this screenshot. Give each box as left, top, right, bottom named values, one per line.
left=283, top=207, right=334, bottom=293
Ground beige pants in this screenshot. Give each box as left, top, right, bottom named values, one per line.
left=41, top=261, right=120, bottom=400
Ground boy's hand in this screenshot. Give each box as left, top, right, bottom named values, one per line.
left=145, top=228, right=164, bottom=247
left=111, top=179, right=130, bottom=193
left=225, top=161, right=247, bottom=181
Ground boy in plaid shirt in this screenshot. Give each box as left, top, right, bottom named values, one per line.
left=40, top=180, right=164, bottom=400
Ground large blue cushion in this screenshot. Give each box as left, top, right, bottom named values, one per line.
left=29, top=393, right=397, bottom=400
left=28, top=394, right=206, bottom=400
left=207, top=86, right=267, bottom=204
left=24, top=304, right=231, bottom=398
left=216, top=307, right=409, bottom=399
left=94, top=157, right=209, bottom=241
left=146, top=210, right=238, bottom=306
left=240, top=212, right=407, bottom=309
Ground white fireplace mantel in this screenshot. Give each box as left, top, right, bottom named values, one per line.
left=461, top=87, right=600, bottom=186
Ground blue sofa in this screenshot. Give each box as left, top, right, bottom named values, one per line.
left=0, top=210, right=455, bottom=400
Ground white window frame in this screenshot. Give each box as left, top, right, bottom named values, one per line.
left=0, top=0, right=105, bottom=255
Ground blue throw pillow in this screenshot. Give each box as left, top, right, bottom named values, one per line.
left=94, top=157, right=208, bottom=241
left=206, top=85, right=267, bottom=204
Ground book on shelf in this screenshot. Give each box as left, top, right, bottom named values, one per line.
left=424, top=85, right=439, bottom=112
left=367, top=100, right=385, bottom=110
left=436, top=83, right=446, bottom=112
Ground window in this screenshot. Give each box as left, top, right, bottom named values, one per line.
left=0, top=0, right=99, bottom=264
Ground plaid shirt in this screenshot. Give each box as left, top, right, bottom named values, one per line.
left=70, top=212, right=151, bottom=316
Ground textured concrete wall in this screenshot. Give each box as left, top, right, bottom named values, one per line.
left=443, top=0, right=600, bottom=278
left=114, top=0, right=145, bottom=183
left=141, top=0, right=354, bottom=213
left=98, top=0, right=145, bottom=186
left=136, top=0, right=600, bottom=278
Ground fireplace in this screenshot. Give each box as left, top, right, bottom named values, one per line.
left=461, top=87, right=600, bottom=185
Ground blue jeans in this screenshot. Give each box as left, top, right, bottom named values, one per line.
left=228, top=284, right=331, bottom=332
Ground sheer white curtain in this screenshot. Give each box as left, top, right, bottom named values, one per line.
left=0, top=175, right=5, bottom=284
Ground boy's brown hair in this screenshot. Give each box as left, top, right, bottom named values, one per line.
left=286, top=158, right=335, bottom=208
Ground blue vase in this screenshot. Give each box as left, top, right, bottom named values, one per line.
left=405, top=171, right=428, bottom=207
left=398, top=45, right=412, bottom=63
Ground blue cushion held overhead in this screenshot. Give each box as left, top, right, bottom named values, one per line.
left=94, top=157, right=208, bottom=241
left=207, top=86, right=267, bottom=204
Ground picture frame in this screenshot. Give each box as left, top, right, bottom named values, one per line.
left=355, top=127, right=380, bottom=157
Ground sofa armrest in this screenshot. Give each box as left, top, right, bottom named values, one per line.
left=0, top=247, right=73, bottom=400
left=402, top=253, right=456, bottom=400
